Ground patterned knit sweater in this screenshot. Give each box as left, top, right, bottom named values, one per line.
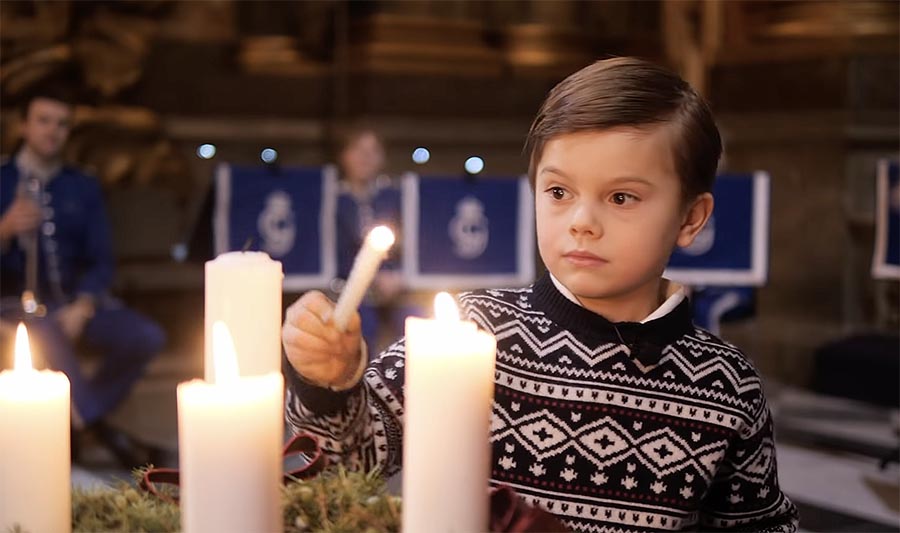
left=285, top=273, right=799, bottom=532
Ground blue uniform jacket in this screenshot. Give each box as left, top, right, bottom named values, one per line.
left=336, top=179, right=402, bottom=280
left=0, top=159, right=114, bottom=304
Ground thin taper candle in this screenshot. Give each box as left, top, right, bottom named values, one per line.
left=332, top=225, right=395, bottom=330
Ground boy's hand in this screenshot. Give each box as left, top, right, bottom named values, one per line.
left=283, top=290, right=363, bottom=389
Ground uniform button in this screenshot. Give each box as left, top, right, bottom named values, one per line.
left=43, top=207, right=54, bottom=218
left=42, top=192, right=52, bottom=205
left=42, top=222, right=55, bottom=236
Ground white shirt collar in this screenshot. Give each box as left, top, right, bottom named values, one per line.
left=548, top=272, right=686, bottom=324
left=16, top=150, right=61, bottom=183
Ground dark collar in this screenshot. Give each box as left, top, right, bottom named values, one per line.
left=529, top=272, right=694, bottom=366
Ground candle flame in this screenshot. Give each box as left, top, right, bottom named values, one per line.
left=14, top=322, right=34, bottom=372
left=212, top=321, right=240, bottom=384
left=367, top=225, right=395, bottom=252
left=434, top=292, right=459, bottom=321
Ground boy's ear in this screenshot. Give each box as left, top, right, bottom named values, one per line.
left=676, top=193, right=714, bottom=248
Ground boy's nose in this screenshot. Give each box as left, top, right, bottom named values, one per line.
left=569, top=205, right=602, bottom=238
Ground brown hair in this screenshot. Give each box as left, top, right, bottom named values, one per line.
left=21, top=85, right=77, bottom=118
left=524, top=57, right=722, bottom=201
left=332, top=120, right=383, bottom=158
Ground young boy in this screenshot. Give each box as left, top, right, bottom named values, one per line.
left=282, top=57, right=799, bottom=532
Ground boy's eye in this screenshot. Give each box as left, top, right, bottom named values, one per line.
left=611, top=192, right=638, bottom=205
left=548, top=187, right=567, bottom=200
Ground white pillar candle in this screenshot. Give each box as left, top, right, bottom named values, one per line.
left=205, top=251, right=283, bottom=381
left=0, top=323, right=71, bottom=533
left=402, top=293, right=497, bottom=533
left=332, top=225, right=395, bottom=331
left=178, top=322, right=284, bottom=533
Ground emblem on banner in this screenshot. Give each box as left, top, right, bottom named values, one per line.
left=449, top=196, right=489, bottom=259
left=681, top=214, right=716, bottom=256
left=257, top=190, right=296, bottom=257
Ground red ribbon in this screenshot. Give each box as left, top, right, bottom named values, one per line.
left=141, top=434, right=568, bottom=532
left=140, top=432, right=328, bottom=504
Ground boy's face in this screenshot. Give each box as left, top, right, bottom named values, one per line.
left=21, top=98, right=72, bottom=161
left=534, top=127, right=711, bottom=320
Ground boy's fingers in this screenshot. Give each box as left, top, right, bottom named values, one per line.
left=292, top=307, right=331, bottom=337
left=284, top=326, right=337, bottom=355
left=299, top=291, right=336, bottom=323
left=342, top=311, right=362, bottom=336
left=287, top=291, right=327, bottom=323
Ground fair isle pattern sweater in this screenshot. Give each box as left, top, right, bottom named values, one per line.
left=285, top=274, right=799, bottom=532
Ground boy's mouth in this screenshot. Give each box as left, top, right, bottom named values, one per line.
left=562, top=250, right=608, bottom=266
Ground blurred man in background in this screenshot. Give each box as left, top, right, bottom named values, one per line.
left=0, top=87, right=166, bottom=468
left=333, top=123, right=414, bottom=351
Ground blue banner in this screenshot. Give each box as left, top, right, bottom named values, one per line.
left=402, top=174, right=535, bottom=289
left=214, top=164, right=337, bottom=290
left=664, top=172, right=770, bottom=287
left=873, top=159, right=900, bottom=279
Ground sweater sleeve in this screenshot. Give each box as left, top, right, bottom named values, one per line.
left=698, top=394, right=799, bottom=532
left=283, top=292, right=485, bottom=476
left=284, top=338, right=407, bottom=476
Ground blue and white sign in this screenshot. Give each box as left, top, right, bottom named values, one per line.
left=214, top=164, right=337, bottom=290
left=664, top=172, right=770, bottom=286
left=402, top=174, right=535, bottom=289
left=872, top=159, right=900, bottom=279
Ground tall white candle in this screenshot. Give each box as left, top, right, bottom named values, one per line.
left=332, top=225, right=395, bottom=331
left=178, top=322, right=284, bottom=533
left=402, top=293, right=497, bottom=533
left=0, top=323, right=71, bottom=533
left=205, top=251, right=283, bottom=381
